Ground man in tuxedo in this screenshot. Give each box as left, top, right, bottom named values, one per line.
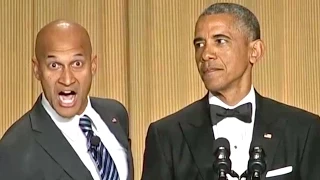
left=0, top=19, right=133, bottom=180
left=141, top=2, right=320, bottom=180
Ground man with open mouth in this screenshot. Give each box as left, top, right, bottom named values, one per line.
left=0, top=19, right=133, bottom=180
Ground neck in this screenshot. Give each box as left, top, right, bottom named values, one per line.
left=212, top=85, right=252, bottom=106
left=77, top=97, right=89, bottom=115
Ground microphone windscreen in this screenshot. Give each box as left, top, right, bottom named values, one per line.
left=91, top=135, right=101, bottom=146
left=213, top=137, right=230, bottom=152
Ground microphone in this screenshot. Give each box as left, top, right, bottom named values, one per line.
left=247, top=146, right=266, bottom=180
left=213, top=138, right=239, bottom=180
left=241, top=146, right=267, bottom=180
left=90, top=135, right=101, bottom=147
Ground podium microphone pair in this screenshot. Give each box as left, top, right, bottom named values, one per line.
left=213, top=138, right=266, bottom=180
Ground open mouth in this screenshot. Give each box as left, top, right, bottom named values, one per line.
left=58, top=91, right=77, bottom=107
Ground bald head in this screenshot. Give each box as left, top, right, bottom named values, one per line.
left=32, top=19, right=97, bottom=118
left=35, top=19, right=92, bottom=60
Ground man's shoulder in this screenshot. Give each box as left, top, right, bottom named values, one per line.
left=0, top=110, right=50, bottom=178
left=151, top=98, right=205, bottom=129
left=90, top=96, right=127, bottom=111
left=0, top=110, right=33, bottom=148
left=90, top=96, right=123, bottom=106
left=261, top=96, right=320, bottom=125
left=90, top=96, right=129, bottom=130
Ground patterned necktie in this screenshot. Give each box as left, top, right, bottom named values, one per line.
left=210, top=102, right=252, bottom=125
left=79, top=115, right=120, bottom=180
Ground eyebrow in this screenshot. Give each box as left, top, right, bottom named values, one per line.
left=193, top=37, right=204, bottom=45
left=46, top=53, right=84, bottom=58
left=212, top=34, right=231, bottom=40
left=193, top=33, right=232, bottom=44
left=74, top=53, right=84, bottom=57
left=46, top=55, right=57, bottom=60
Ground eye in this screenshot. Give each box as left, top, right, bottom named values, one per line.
left=194, top=42, right=205, bottom=49
left=73, top=61, right=83, bottom=67
left=216, top=39, right=227, bottom=44
left=49, top=62, right=60, bottom=69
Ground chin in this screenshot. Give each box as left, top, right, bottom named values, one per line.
left=204, top=83, right=226, bottom=94
left=57, top=112, right=77, bottom=119
left=54, top=106, right=79, bottom=119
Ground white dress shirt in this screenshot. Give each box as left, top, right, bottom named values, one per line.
left=41, top=94, right=128, bottom=180
left=209, top=86, right=256, bottom=177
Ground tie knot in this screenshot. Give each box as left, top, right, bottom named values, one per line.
left=221, top=108, right=238, bottom=117
left=79, top=115, right=92, bottom=133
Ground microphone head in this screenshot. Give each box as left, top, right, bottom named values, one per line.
left=213, top=138, right=231, bottom=174
left=91, top=135, right=101, bottom=146
left=213, top=137, right=230, bottom=153
left=248, top=146, right=267, bottom=174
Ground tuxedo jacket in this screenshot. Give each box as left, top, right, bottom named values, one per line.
left=141, top=92, right=320, bottom=180
left=0, top=95, right=134, bottom=180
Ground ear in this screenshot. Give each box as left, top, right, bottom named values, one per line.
left=32, top=56, right=41, bottom=80
left=249, top=39, right=265, bottom=64
left=91, top=54, right=97, bottom=76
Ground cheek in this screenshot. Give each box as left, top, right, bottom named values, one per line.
left=225, top=58, right=248, bottom=77
left=195, top=61, right=203, bottom=73
left=40, top=72, right=58, bottom=88
left=195, top=60, right=201, bottom=67
left=221, top=49, right=243, bottom=66
left=77, top=71, right=93, bottom=86
left=195, top=56, right=202, bottom=67
left=43, top=72, right=56, bottom=83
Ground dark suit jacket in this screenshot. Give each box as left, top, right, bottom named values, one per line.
left=141, top=92, right=320, bottom=180
left=0, top=95, right=134, bottom=180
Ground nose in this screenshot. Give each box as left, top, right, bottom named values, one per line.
left=58, top=67, right=76, bottom=86
left=201, top=45, right=217, bottom=62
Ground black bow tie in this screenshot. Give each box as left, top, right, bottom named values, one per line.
left=210, top=102, right=252, bottom=125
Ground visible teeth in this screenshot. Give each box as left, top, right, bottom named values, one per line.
left=63, top=91, right=71, bottom=94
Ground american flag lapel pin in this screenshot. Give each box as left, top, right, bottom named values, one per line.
left=112, top=118, right=117, bottom=123
left=264, top=133, right=272, bottom=139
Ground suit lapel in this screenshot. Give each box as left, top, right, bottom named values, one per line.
left=30, top=96, right=93, bottom=180
left=178, top=92, right=287, bottom=179
left=90, top=99, right=129, bottom=151
left=179, top=95, right=215, bottom=180
left=251, top=92, right=286, bottom=179
left=91, top=98, right=133, bottom=180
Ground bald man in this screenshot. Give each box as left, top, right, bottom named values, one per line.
left=0, top=19, right=133, bottom=180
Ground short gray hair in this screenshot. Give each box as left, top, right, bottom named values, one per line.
left=199, top=3, right=260, bottom=41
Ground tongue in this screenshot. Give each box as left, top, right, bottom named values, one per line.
left=61, top=94, right=73, bottom=100
left=59, top=94, right=75, bottom=107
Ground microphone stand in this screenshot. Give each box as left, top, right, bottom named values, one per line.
left=240, top=170, right=262, bottom=180
left=240, top=147, right=266, bottom=180
left=218, top=170, right=239, bottom=180
left=251, top=171, right=262, bottom=180
left=218, top=171, right=227, bottom=180
left=212, top=138, right=240, bottom=180
left=240, top=170, right=248, bottom=180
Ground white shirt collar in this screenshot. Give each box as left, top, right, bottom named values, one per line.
left=208, top=85, right=256, bottom=108
left=41, top=93, right=97, bottom=141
